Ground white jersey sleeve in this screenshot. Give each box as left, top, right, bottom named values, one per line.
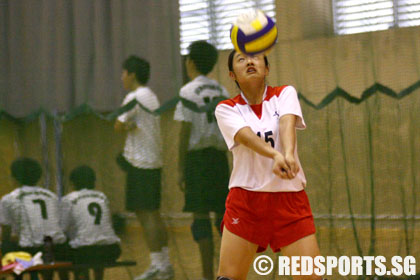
left=117, top=93, right=136, bottom=123
left=174, top=88, right=193, bottom=123
left=61, top=189, right=120, bottom=248
left=0, top=196, right=12, bottom=225
left=215, top=100, right=249, bottom=150
left=277, top=86, right=306, bottom=129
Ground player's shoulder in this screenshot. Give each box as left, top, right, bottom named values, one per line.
left=23, top=186, right=56, bottom=197
left=137, top=87, right=160, bottom=107
left=217, top=94, right=246, bottom=108
left=179, top=78, right=201, bottom=98
left=264, top=85, right=296, bottom=101
left=1, top=189, right=18, bottom=203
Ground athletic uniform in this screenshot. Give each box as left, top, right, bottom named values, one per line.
left=117, top=86, right=163, bottom=211
left=0, top=186, right=67, bottom=257
left=174, top=75, right=230, bottom=213
left=215, top=85, right=315, bottom=252
left=60, top=189, right=121, bottom=263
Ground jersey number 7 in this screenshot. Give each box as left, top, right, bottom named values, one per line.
left=32, top=199, right=48, bottom=220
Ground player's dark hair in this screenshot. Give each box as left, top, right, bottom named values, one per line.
left=69, top=165, right=96, bottom=190
left=122, top=55, right=150, bottom=85
left=188, top=41, right=218, bottom=75
left=228, top=49, right=269, bottom=89
left=11, top=157, right=42, bottom=186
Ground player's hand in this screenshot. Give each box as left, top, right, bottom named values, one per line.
left=272, top=153, right=292, bottom=179
left=124, top=122, right=137, bottom=131
left=284, top=152, right=299, bottom=179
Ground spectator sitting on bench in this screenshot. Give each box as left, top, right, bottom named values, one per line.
left=60, top=165, right=121, bottom=280
left=0, top=157, right=68, bottom=280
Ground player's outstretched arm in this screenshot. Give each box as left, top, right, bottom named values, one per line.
left=234, top=127, right=291, bottom=179
left=279, top=114, right=299, bottom=178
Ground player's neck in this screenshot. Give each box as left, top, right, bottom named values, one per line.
left=188, top=70, right=202, bottom=80
left=241, top=82, right=265, bottom=105
left=129, top=81, right=142, bottom=92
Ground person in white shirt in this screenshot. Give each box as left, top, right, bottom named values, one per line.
left=174, top=41, right=230, bottom=280
left=214, top=50, right=322, bottom=280
left=114, top=56, right=173, bottom=280
left=0, top=158, right=68, bottom=280
left=60, top=165, right=121, bottom=280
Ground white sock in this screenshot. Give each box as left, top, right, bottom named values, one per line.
left=161, top=246, right=171, bottom=267
left=150, top=251, right=163, bottom=268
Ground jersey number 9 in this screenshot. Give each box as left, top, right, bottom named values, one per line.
left=88, top=202, right=102, bottom=225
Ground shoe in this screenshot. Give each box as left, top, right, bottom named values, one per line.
left=134, top=265, right=160, bottom=280
left=156, top=265, right=174, bottom=280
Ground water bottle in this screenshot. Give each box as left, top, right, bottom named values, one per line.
left=42, top=236, right=55, bottom=264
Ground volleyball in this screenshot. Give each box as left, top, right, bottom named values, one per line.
left=230, top=9, right=278, bottom=55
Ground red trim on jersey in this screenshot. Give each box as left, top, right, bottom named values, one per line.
left=250, top=104, right=263, bottom=119
left=217, top=94, right=247, bottom=107
left=264, top=85, right=288, bottom=101
left=217, top=85, right=289, bottom=109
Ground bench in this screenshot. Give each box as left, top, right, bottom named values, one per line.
left=0, top=260, right=136, bottom=280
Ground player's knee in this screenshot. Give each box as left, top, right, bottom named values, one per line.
left=191, top=218, right=212, bottom=241
left=216, top=276, right=235, bottom=280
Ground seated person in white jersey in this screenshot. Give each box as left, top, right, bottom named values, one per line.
left=0, top=157, right=68, bottom=280
left=174, top=40, right=230, bottom=280
left=60, top=165, right=121, bottom=280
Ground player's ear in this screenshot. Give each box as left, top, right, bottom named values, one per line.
left=265, top=64, right=269, bottom=76
left=229, top=70, right=236, bottom=81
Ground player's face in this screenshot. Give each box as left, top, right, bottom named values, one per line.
left=121, top=70, right=134, bottom=91
left=229, top=52, right=268, bottom=85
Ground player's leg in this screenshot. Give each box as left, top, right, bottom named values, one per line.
left=192, top=211, right=214, bottom=280
left=135, top=209, right=168, bottom=252
left=273, top=191, right=321, bottom=280
left=134, top=209, right=173, bottom=280
left=280, top=234, right=322, bottom=280
left=132, top=168, right=173, bottom=280
left=217, top=226, right=258, bottom=280
left=93, top=268, right=104, bottom=280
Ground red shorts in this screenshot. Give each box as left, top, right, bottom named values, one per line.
left=221, top=187, right=316, bottom=253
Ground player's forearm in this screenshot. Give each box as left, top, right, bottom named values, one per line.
left=235, top=127, right=282, bottom=159
left=279, top=114, right=297, bottom=156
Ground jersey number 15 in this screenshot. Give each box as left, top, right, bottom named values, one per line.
left=256, top=131, right=275, bottom=148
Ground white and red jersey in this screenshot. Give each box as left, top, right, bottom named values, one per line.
left=215, top=85, right=307, bottom=192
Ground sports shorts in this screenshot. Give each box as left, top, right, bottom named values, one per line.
left=183, top=147, right=229, bottom=213
left=117, top=154, right=162, bottom=211
left=221, top=187, right=316, bottom=253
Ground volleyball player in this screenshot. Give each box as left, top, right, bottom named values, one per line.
left=0, top=157, right=68, bottom=280
left=214, top=50, right=322, bottom=280
left=174, top=41, right=230, bottom=280
left=60, top=165, right=121, bottom=280
left=115, top=56, right=173, bottom=280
